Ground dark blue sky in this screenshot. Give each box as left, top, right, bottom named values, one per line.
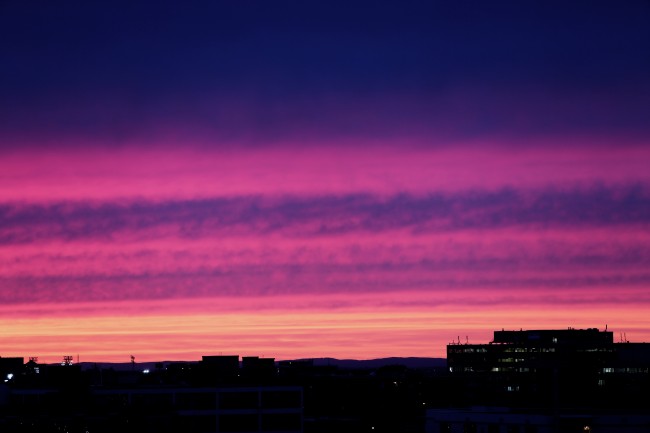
left=1, top=1, right=648, bottom=144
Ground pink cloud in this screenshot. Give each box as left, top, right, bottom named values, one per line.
left=1, top=140, right=649, bottom=361
left=1, top=142, right=649, bottom=202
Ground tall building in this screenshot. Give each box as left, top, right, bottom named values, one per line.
left=447, top=327, right=648, bottom=409
left=432, top=327, right=650, bottom=433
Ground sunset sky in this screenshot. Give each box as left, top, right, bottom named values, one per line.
left=1, top=1, right=649, bottom=363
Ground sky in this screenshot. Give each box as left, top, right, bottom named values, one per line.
left=1, top=1, right=649, bottom=363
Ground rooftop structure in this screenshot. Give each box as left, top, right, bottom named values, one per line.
left=491, top=327, right=613, bottom=346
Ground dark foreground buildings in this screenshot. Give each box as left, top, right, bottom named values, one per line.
left=430, top=327, right=650, bottom=433
left=0, top=354, right=432, bottom=433
left=1, top=327, right=649, bottom=433
left=0, top=355, right=303, bottom=433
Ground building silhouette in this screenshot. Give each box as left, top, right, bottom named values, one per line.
left=1, top=328, right=649, bottom=433
left=431, top=327, right=650, bottom=432
left=0, top=355, right=301, bottom=433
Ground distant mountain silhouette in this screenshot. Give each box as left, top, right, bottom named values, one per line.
left=302, top=357, right=446, bottom=369
left=62, top=357, right=445, bottom=371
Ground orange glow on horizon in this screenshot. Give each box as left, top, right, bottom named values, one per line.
left=2, top=294, right=649, bottom=363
